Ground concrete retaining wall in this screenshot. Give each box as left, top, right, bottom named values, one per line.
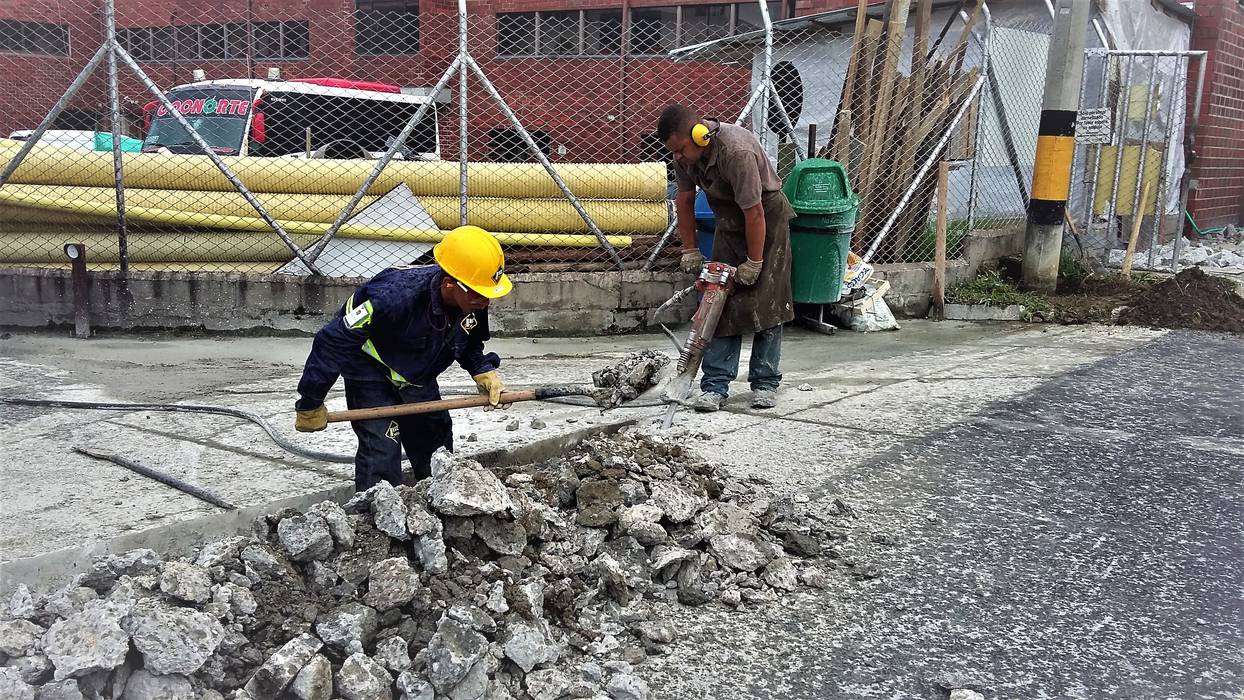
left=0, top=227, right=1023, bottom=334
left=0, top=267, right=697, bottom=336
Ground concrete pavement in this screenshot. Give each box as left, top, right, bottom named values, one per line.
left=4, top=321, right=1239, bottom=698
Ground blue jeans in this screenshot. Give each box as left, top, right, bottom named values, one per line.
left=344, top=379, right=453, bottom=492
left=700, top=325, right=783, bottom=397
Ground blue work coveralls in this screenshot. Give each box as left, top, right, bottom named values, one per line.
left=295, top=265, right=499, bottom=491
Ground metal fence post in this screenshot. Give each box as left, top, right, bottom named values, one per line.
left=104, top=0, right=129, bottom=278
left=458, top=0, right=469, bottom=227
left=1173, top=53, right=1207, bottom=272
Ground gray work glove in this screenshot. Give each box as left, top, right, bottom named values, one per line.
left=680, top=249, right=706, bottom=275
left=736, top=258, right=763, bottom=286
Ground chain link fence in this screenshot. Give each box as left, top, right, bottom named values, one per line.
left=1070, top=49, right=1205, bottom=272
left=0, top=0, right=1063, bottom=277
left=673, top=4, right=1054, bottom=265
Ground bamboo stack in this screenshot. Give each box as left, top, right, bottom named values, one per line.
left=822, top=0, right=983, bottom=261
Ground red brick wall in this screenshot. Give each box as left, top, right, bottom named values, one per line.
left=0, top=0, right=750, bottom=163
left=0, top=1, right=105, bottom=136
left=1188, top=0, right=1244, bottom=229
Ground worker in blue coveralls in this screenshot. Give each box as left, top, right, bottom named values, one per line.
left=293, top=225, right=513, bottom=492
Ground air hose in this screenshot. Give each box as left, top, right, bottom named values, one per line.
left=1, top=388, right=672, bottom=464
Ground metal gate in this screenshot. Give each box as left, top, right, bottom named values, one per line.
left=1070, top=49, right=1206, bottom=272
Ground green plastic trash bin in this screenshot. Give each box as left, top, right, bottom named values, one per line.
left=783, top=158, right=859, bottom=304
left=790, top=219, right=854, bottom=304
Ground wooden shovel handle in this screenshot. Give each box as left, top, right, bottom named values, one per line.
left=326, top=389, right=538, bottom=423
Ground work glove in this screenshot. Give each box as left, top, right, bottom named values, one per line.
left=736, top=258, right=763, bottom=286
left=473, top=370, right=509, bottom=410
left=680, top=248, right=706, bottom=275
left=295, top=405, right=328, bottom=432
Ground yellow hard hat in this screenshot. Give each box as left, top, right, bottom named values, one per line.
left=433, top=225, right=513, bottom=299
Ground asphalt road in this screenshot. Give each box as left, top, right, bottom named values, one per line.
left=651, top=330, right=1244, bottom=699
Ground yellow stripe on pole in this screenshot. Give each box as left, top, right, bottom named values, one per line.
left=1031, top=135, right=1075, bottom=202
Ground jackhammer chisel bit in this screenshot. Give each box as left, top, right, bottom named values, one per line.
left=663, top=262, right=736, bottom=428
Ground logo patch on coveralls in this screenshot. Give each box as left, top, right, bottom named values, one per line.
left=385, top=421, right=400, bottom=442
left=460, top=313, right=478, bottom=332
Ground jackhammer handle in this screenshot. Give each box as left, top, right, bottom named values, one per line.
left=326, top=390, right=538, bottom=423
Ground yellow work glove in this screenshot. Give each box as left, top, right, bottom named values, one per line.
left=736, top=258, right=763, bottom=286
left=473, top=371, right=508, bottom=410
left=680, top=249, right=706, bottom=275
left=295, top=405, right=328, bottom=432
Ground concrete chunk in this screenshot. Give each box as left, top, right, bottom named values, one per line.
left=243, top=633, right=323, bottom=699
left=42, top=609, right=129, bottom=680
left=124, top=603, right=224, bottom=676
left=278, top=513, right=336, bottom=562
left=429, top=451, right=513, bottom=517
left=335, top=653, right=392, bottom=700
left=120, top=669, right=193, bottom=700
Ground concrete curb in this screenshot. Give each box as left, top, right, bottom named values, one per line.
left=943, top=303, right=1030, bottom=321
left=0, top=419, right=633, bottom=597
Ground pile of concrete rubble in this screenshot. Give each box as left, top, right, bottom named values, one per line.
left=0, top=430, right=853, bottom=700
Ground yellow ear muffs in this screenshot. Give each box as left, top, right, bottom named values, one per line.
left=690, top=122, right=714, bottom=148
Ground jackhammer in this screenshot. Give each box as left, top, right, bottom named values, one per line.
left=654, top=261, right=737, bottom=428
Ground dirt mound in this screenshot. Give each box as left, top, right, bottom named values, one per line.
left=1118, top=267, right=1244, bottom=333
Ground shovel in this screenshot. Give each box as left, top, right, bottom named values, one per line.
left=325, top=385, right=617, bottom=423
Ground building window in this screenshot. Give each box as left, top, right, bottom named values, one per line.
left=629, top=7, right=677, bottom=55
left=497, top=10, right=622, bottom=57
left=355, top=0, right=419, bottom=56
left=119, top=22, right=306, bottom=63
left=734, top=2, right=783, bottom=33
left=680, top=4, right=732, bottom=46
left=52, top=110, right=100, bottom=131
left=540, top=11, right=579, bottom=56
left=584, top=10, right=623, bottom=55
left=497, top=13, right=535, bottom=56
left=627, top=3, right=783, bottom=56
left=487, top=128, right=549, bottom=162
left=0, top=19, right=70, bottom=56
left=255, top=21, right=309, bottom=60
left=119, top=27, right=153, bottom=61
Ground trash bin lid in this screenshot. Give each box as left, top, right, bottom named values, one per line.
left=783, top=158, right=860, bottom=215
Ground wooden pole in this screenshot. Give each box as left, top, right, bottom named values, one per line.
left=807, top=122, right=818, bottom=157
left=932, top=160, right=949, bottom=321
left=1121, top=179, right=1155, bottom=279
left=326, top=390, right=539, bottom=423
left=832, top=0, right=871, bottom=160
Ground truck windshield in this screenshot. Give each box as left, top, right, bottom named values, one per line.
left=248, top=91, right=438, bottom=158
left=143, top=87, right=255, bottom=155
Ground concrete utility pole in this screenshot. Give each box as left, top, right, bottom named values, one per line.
left=1022, top=0, right=1091, bottom=292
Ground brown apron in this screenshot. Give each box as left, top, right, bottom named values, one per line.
left=707, top=189, right=796, bottom=337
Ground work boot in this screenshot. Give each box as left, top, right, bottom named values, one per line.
left=691, top=392, right=726, bottom=412
left=750, top=389, right=778, bottom=409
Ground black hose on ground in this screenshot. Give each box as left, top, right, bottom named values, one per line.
left=2, top=397, right=355, bottom=463
left=1, top=392, right=671, bottom=465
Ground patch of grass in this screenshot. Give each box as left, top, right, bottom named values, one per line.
left=947, top=269, right=1052, bottom=318
left=1058, top=252, right=1092, bottom=288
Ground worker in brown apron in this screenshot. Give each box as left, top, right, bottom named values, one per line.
left=658, top=104, right=795, bottom=411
